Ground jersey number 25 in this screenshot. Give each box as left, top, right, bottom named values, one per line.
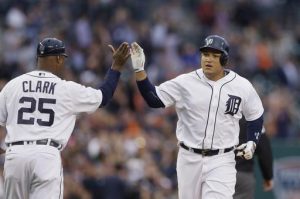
left=17, top=96, right=56, bottom=127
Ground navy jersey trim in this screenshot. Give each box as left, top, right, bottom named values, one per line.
left=195, top=70, right=201, bottom=80
left=210, top=73, right=237, bottom=149
left=196, top=69, right=212, bottom=149
left=26, top=74, right=56, bottom=78
left=201, top=83, right=213, bottom=149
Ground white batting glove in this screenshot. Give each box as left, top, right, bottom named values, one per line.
left=130, top=42, right=145, bottom=72
left=236, top=141, right=256, bottom=160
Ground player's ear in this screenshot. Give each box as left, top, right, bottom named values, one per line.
left=56, top=56, right=63, bottom=64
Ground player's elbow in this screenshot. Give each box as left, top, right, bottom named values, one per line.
left=99, top=88, right=112, bottom=107
left=144, top=92, right=165, bottom=108
left=147, top=101, right=164, bottom=108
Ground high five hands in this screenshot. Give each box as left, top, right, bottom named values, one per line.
left=108, top=42, right=145, bottom=73
left=130, top=42, right=145, bottom=73
left=108, top=42, right=130, bottom=71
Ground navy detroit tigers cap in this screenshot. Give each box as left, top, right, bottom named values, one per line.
left=37, top=37, right=68, bottom=57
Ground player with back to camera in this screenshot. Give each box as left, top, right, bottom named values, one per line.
left=0, top=37, right=130, bottom=199
left=130, top=35, right=264, bottom=199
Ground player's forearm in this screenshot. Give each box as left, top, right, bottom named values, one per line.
left=99, top=68, right=121, bottom=107
left=131, top=43, right=164, bottom=108
left=257, top=133, right=273, bottom=180
left=136, top=77, right=165, bottom=108
left=246, top=115, right=263, bottom=144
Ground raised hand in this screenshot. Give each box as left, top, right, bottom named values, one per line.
left=108, top=42, right=130, bottom=71
left=130, top=42, right=145, bottom=72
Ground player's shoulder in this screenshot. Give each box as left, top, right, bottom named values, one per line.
left=1, top=73, right=27, bottom=90
left=63, top=80, right=95, bottom=92
left=160, top=70, right=197, bottom=88
left=228, top=70, right=259, bottom=98
left=173, top=69, right=199, bottom=81
left=158, top=70, right=198, bottom=89
left=26, top=70, right=61, bottom=79
left=8, top=70, right=62, bottom=83
left=229, top=70, right=253, bottom=87
left=3, top=70, right=63, bottom=90
left=64, top=80, right=84, bottom=87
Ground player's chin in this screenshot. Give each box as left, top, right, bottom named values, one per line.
left=202, top=67, right=214, bottom=75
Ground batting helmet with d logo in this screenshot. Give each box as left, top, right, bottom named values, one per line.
left=199, top=35, right=229, bottom=66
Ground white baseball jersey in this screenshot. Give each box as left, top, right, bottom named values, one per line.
left=0, top=70, right=103, bottom=147
left=156, top=68, right=264, bottom=149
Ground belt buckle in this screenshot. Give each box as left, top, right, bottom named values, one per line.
left=188, top=147, right=194, bottom=153
left=201, top=149, right=210, bottom=156
left=27, top=141, right=35, bottom=145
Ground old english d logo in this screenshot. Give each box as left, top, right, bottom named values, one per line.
left=206, top=38, right=213, bottom=46
left=225, top=94, right=241, bottom=116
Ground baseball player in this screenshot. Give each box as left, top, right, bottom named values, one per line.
left=130, top=35, right=264, bottom=199
left=0, top=37, right=130, bottom=199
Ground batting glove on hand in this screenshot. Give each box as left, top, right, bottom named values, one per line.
left=130, top=42, right=145, bottom=72
left=236, top=141, right=256, bottom=160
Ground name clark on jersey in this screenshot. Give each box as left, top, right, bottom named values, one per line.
left=22, top=80, right=56, bottom=95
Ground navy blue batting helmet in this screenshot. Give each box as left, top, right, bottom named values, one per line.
left=37, top=38, right=68, bottom=57
left=199, top=35, right=229, bottom=66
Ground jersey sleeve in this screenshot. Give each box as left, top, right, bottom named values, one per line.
left=0, top=84, right=8, bottom=126
left=155, top=78, right=182, bottom=108
left=243, top=82, right=264, bottom=121
left=66, top=81, right=103, bottom=114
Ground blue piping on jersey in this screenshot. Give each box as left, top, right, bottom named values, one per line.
left=210, top=73, right=237, bottom=149
left=26, top=74, right=56, bottom=78
left=201, top=83, right=213, bottom=150
left=195, top=70, right=213, bottom=149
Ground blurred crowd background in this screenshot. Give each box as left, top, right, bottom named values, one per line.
left=0, top=0, right=299, bottom=198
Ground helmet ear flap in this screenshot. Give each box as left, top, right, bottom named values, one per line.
left=220, top=53, right=228, bottom=66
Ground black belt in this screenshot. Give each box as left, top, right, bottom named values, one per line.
left=179, top=142, right=234, bottom=156
left=7, top=139, right=62, bottom=150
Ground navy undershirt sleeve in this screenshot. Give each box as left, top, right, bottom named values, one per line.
left=136, top=77, right=165, bottom=108
left=99, top=68, right=120, bottom=107
left=246, top=115, right=264, bottom=144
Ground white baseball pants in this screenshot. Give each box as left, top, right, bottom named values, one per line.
left=4, top=145, right=63, bottom=199
left=177, top=147, right=236, bottom=199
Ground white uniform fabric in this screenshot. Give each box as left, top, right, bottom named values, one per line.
left=156, top=69, right=264, bottom=149
left=177, top=148, right=236, bottom=199
left=0, top=70, right=103, bottom=199
left=4, top=145, right=62, bottom=199
left=0, top=70, right=102, bottom=146
left=155, top=69, right=264, bottom=199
